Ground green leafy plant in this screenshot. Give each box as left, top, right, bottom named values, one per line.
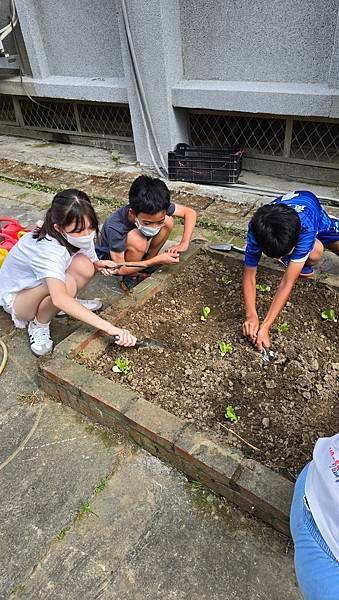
left=218, top=341, right=233, bottom=357
left=78, top=501, right=98, bottom=517
left=256, top=283, right=271, bottom=293
left=225, top=405, right=239, bottom=423
left=112, top=357, right=130, bottom=374
left=57, top=526, right=71, bottom=541
left=321, top=308, right=337, bottom=322
left=94, top=479, right=108, bottom=495
left=277, top=321, right=289, bottom=333
left=111, top=150, right=121, bottom=163
left=220, top=274, right=232, bottom=286
left=200, top=306, right=211, bottom=321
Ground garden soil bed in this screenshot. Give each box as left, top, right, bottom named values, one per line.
left=78, top=252, right=338, bottom=479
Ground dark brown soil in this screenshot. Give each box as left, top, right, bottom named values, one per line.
left=80, top=252, right=339, bottom=479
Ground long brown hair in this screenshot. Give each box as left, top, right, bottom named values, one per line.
left=34, top=189, right=99, bottom=254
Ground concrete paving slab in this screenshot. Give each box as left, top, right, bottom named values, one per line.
left=0, top=194, right=45, bottom=228
left=0, top=400, right=132, bottom=598
left=0, top=136, right=137, bottom=178
left=16, top=452, right=302, bottom=600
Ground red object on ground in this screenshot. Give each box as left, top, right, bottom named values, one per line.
left=0, top=218, right=30, bottom=266
left=0, top=217, right=29, bottom=244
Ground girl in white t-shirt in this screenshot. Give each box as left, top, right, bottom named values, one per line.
left=0, top=189, right=136, bottom=355
left=290, top=433, right=339, bottom=599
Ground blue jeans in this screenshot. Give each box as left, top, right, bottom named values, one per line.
left=290, top=463, right=339, bottom=600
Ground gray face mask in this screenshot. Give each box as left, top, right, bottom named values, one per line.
left=135, top=218, right=161, bottom=238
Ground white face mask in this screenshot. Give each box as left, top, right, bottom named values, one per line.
left=135, top=218, right=161, bottom=238
left=64, top=231, right=96, bottom=250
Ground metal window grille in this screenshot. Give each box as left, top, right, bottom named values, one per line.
left=189, top=112, right=339, bottom=166
left=290, top=119, right=339, bottom=163
left=77, top=102, right=132, bottom=137
left=0, top=95, right=133, bottom=140
left=190, top=113, right=285, bottom=156
left=0, top=94, right=16, bottom=123
left=20, top=97, right=77, bottom=132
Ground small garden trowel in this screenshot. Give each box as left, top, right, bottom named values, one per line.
left=208, top=243, right=246, bottom=255
left=261, top=348, right=275, bottom=363
left=112, top=335, right=167, bottom=350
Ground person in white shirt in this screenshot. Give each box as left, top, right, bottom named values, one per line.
left=0, top=188, right=136, bottom=355
left=290, top=433, right=339, bottom=599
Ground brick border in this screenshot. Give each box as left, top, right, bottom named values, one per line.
left=38, top=242, right=294, bottom=536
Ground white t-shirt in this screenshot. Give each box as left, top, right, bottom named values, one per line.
left=305, top=433, right=339, bottom=561
left=0, top=232, right=98, bottom=305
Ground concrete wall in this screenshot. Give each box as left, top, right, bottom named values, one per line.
left=30, top=0, right=124, bottom=78
left=1, top=0, right=339, bottom=170
left=179, top=0, right=338, bottom=84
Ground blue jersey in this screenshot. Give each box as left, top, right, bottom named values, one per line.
left=244, top=191, right=333, bottom=267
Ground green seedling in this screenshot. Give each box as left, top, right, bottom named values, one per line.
left=57, top=526, right=71, bottom=541
left=78, top=501, right=98, bottom=518
left=256, top=283, right=271, bottom=293
left=200, top=306, right=211, bottom=321
left=111, top=150, right=121, bottom=163
left=220, top=274, right=232, bottom=286
left=112, top=357, right=130, bottom=374
left=225, top=405, right=239, bottom=423
left=277, top=322, right=289, bottom=334
left=321, top=308, right=337, bottom=322
left=218, top=341, right=233, bottom=357
left=94, top=479, right=108, bottom=495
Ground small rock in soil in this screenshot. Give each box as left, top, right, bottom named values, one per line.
left=262, top=417, right=270, bottom=428
left=308, top=358, right=319, bottom=372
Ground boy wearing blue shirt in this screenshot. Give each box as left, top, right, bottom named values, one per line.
left=243, top=190, right=339, bottom=351
left=96, top=175, right=196, bottom=290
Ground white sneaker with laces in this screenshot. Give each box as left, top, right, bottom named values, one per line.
left=57, top=298, right=103, bottom=317
left=28, top=319, right=54, bottom=356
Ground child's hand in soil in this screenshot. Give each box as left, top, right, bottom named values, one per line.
left=156, top=252, right=180, bottom=265
left=243, top=313, right=259, bottom=343
left=256, top=325, right=270, bottom=352
left=166, top=241, right=189, bottom=255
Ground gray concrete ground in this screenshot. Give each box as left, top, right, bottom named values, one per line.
left=2, top=136, right=339, bottom=599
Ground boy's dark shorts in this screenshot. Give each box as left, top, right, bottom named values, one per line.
left=317, top=217, right=339, bottom=247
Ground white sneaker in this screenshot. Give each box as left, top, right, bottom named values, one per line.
left=57, top=298, right=103, bottom=317
left=28, top=320, right=54, bottom=356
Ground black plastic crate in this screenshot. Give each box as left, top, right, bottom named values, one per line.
left=168, top=143, right=244, bottom=185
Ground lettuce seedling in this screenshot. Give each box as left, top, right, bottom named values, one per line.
left=218, top=340, right=233, bottom=357
left=225, top=405, right=239, bottom=423
left=321, top=308, right=337, bottom=322
left=256, top=283, right=271, bottom=293
left=200, top=306, right=211, bottom=321
left=112, top=357, right=130, bottom=374
left=277, top=321, right=289, bottom=333
left=220, top=274, right=232, bottom=286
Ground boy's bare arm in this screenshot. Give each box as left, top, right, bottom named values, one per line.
left=242, top=265, right=259, bottom=342
left=256, top=260, right=305, bottom=350
left=109, top=250, right=179, bottom=276
left=167, top=204, right=197, bottom=254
